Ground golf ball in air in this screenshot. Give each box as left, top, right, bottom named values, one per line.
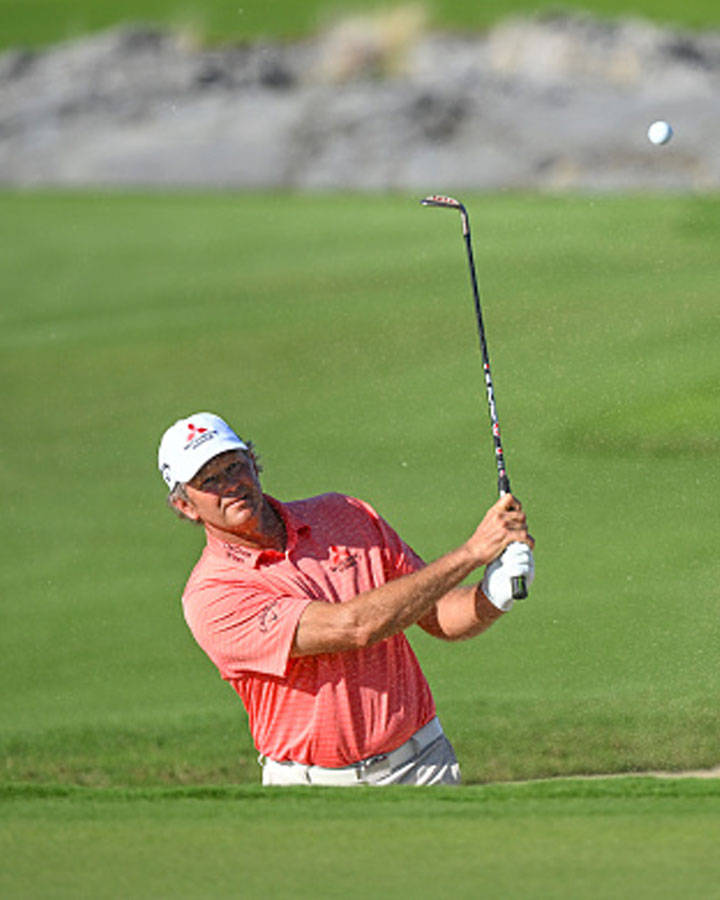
left=647, top=120, right=673, bottom=145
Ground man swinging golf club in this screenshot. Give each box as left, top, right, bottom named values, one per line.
left=159, top=411, right=535, bottom=786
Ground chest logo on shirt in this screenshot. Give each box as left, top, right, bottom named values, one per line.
left=224, top=544, right=255, bottom=563
left=329, top=545, right=359, bottom=573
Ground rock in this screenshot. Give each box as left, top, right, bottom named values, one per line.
left=0, top=14, right=718, bottom=190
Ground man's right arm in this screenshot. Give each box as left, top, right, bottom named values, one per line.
left=291, top=493, right=530, bottom=657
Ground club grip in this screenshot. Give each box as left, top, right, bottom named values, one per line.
left=511, top=575, right=528, bottom=600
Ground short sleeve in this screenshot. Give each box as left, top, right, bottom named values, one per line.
left=183, top=580, right=313, bottom=678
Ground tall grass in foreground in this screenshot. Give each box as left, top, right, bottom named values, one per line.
left=3, top=781, right=720, bottom=898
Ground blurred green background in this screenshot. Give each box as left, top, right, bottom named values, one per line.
left=2, top=191, right=718, bottom=786
left=2, top=0, right=719, bottom=50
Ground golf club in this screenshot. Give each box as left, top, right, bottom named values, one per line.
left=421, top=194, right=528, bottom=600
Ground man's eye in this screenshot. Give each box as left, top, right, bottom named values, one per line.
left=202, top=477, right=219, bottom=490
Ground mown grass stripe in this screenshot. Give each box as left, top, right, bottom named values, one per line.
left=3, top=777, right=720, bottom=803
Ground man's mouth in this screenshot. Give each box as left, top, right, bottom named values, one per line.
left=225, top=492, right=251, bottom=509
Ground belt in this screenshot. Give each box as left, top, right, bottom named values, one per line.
left=265, top=716, right=444, bottom=785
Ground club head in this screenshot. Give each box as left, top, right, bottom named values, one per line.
left=420, top=194, right=464, bottom=211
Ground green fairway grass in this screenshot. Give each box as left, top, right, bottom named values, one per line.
left=3, top=780, right=720, bottom=898
left=2, top=0, right=720, bottom=51
left=1, top=190, right=719, bottom=790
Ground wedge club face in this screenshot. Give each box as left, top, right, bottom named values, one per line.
left=420, top=194, right=464, bottom=210
left=421, top=195, right=470, bottom=234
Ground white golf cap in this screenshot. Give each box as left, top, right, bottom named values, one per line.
left=158, top=412, right=248, bottom=488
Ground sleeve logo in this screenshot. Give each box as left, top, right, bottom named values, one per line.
left=258, top=600, right=279, bottom=633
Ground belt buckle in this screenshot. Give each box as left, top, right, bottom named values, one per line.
left=359, top=752, right=389, bottom=775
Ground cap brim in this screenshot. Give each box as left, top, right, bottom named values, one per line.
left=173, top=436, right=249, bottom=485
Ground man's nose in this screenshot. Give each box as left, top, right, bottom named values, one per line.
left=223, top=470, right=247, bottom=491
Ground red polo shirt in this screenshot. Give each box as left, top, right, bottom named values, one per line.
left=181, top=492, right=436, bottom=767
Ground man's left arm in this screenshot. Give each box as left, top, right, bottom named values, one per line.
left=417, top=541, right=535, bottom=641
left=357, top=494, right=534, bottom=642
left=416, top=584, right=503, bottom=641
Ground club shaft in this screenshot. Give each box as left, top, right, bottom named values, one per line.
left=455, top=201, right=527, bottom=601
left=421, top=194, right=527, bottom=599
left=461, top=215, right=511, bottom=498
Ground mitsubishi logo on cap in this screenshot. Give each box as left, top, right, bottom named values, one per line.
left=184, top=422, right=217, bottom=451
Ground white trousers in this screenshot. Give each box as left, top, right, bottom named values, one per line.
left=260, top=717, right=461, bottom=786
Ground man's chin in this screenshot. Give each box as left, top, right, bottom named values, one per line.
left=222, top=501, right=258, bottom=528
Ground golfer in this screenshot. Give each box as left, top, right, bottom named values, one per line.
left=159, top=412, right=535, bottom=786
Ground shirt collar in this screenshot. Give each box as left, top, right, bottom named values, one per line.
left=207, top=494, right=311, bottom=569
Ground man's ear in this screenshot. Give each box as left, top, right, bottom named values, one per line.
left=171, top=495, right=201, bottom=522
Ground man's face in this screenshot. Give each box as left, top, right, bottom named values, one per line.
left=176, top=449, right=265, bottom=538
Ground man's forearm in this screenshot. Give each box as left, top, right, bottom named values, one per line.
left=292, top=493, right=530, bottom=657
left=350, top=545, right=482, bottom=645
left=292, top=543, right=481, bottom=656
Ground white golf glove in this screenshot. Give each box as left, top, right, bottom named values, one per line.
left=481, top=542, right=535, bottom=612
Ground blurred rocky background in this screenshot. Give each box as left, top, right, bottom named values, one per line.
left=1, top=7, right=718, bottom=190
